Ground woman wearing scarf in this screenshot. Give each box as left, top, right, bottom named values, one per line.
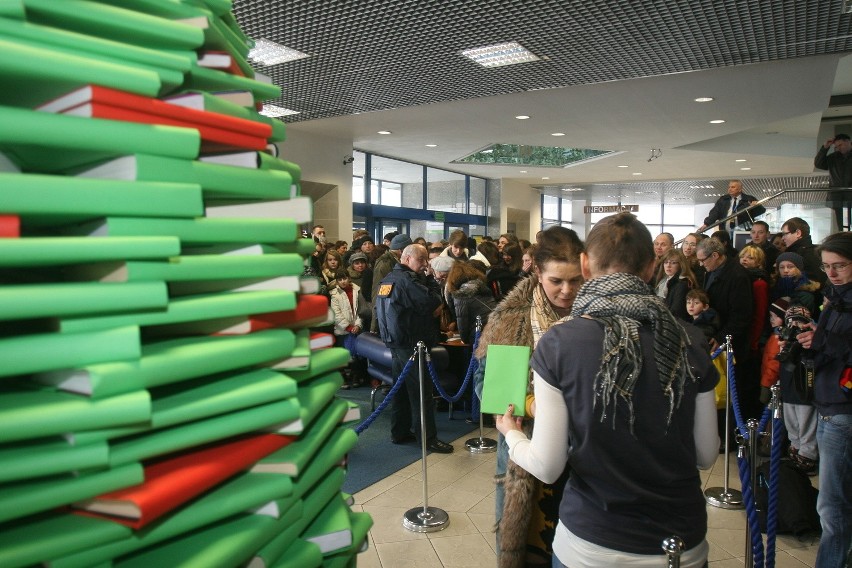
left=475, top=226, right=583, bottom=567
left=496, top=213, right=719, bottom=568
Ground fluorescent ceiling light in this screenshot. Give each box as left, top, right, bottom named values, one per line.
left=461, top=41, right=540, bottom=68
left=740, top=167, right=751, bottom=170
left=259, top=104, right=300, bottom=117
left=709, top=119, right=726, bottom=124
left=736, top=159, right=747, bottom=162
left=515, top=115, right=530, bottom=120
left=551, top=132, right=565, bottom=136
left=377, top=130, right=392, bottom=135
left=425, top=144, right=438, bottom=147
left=632, top=172, right=642, bottom=175
left=248, top=38, right=309, bottom=66
left=617, top=165, right=629, bottom=168
left=541, top=177, right=550, bottom=180
left=694, top=97, right=714, bottom=102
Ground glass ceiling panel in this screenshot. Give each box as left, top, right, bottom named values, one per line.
left=453, top=143, right=615, bottom=167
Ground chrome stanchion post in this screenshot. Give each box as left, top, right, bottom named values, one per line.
left=705, top=335, right=744, bottom=509
left=467, top=316, right=496, bottom=453
left=744, top=418, right=760, bottom=568
left=403, top=341, right=450, bottom=533
left=662, top=536, right=684, bottom=568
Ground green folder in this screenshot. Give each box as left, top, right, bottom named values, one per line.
left=107, top=398, right=300, bottom=466
left=480, top=344, right=531, bottom=417
left=0, top=172, right=203, bottom=222
left=0, top=437, right=108, bottom=483
left=274, top=539, right=323, bottom=568
left=58, top=289, right=297, bottom=333
left=73, top=154, right=294, bottom=201
left=287, top=348, right=351, bottom=383
left=278, top=372, right=344, bottom=435
left=0, top=325, right=140, bottom=378
left=184, top=64, right=281, bottom=103
left=65, top=216, right=299, bottom=246
left=0, top=106, right=199, bottom=172
left=34, top=328, right=296, bottom=398
left=0, top=463, right=143, bottom=525
left=0, top=511, right=132, bottom=568
left=301, top=495, right=352, bottom=554
left=252, top=398, right=349, bottom=477
left=0, top=387, right=150, bottom=443
left=0, top=236, right=180, bottom=267
left=0, top=281, right=167, bottom=321
left=49, top=472, right=292, bottom=568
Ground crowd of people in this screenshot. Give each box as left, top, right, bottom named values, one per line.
left=305, top=202, right=851, bottom=567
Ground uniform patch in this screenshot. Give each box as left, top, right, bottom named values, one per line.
left=378, top=283, right=393, bottom=296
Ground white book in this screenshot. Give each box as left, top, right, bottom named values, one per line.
left=199, top=151, right=259, bottom=168
left=205, top=196, right=312, bottom=223
left=0, top=151, right=20, bottom=172
left=164, top=90, right=255, bottom=109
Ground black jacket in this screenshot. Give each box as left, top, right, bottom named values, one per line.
left=375, top=263, right=442, bottom=349
left=703, top=258, right=754, bottom=359
left=450, top=279, right=497, bottom=344
left=810, top=282, right=852, bottom=416
left=785, top=236, right=827, bottom=287
left=703, top=193, right=766, bottom=229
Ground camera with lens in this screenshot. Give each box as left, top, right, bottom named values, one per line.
left=775, top=312, right=811, bottom=369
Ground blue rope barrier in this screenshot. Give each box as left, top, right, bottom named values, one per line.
left=737, top=452, right=766, bottom=568
left=765, top=415, right=783, bottom=568
left=353, top=355, right=415, bottom=435
left=427, top=328, right=481, bottom=404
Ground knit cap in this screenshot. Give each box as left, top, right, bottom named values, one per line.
left=775, top=252, right=804, bottom=272
left=348, top=252, right=368, bottom=266
left=430, top=256, right=454, bottom=273
left=389, top=234, right=412, bottom=251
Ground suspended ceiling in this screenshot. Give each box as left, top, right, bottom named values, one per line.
left=233, top=0, right=852, bottom=205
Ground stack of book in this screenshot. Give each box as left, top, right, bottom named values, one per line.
left=0, top=1, right=370, bottom=566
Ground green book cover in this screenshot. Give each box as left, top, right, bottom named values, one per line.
left=0, top=462, right=143, bottom=525
left=0, top=387, right=150, bottom=443
left=49, top=472, right=292, bottom=568
left=0, top=325, right=140, bottom=379
left=0, top=437, right=108, bottom=484
left=480, top=344, right=531, bottom=417
left=184, top=64, right=280, bottom=103
left=65, top=216, right=298, bottom=246
left=0, top=106, right=199, bottom=172
left=291, top=429, right=357, bottom=501
left=0, top=281, right=167, bottom=321
left=58, top=289, right=297, bottom=333
left=301, top=495, right=352, bottom=554
left=278, top=371, right=343, bottom=434
left=277, top=239, right=320, bottom=256
left=108, top=399, right=300, bottom=466
left=0, top=511, right=132, bottom=568
left=270, top=328, right=314, bottom=373
left=34, top=328, right=296, bottom=398
left=0, top=172, right=203, bottom=222
left=273, top=539, right=323, bottom=568
left=0, top=236, right=180, bottom=268
left=287, top=348, right=351, bottom=383
left=252, top=398, right=348, bottom=477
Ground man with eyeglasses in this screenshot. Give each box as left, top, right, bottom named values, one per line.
left=779, top=217, right=827, bottom=287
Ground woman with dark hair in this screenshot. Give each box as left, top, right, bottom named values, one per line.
left=653, top=248, right=697, bottom=321
left=475, top=226, right=584, bottom=567
left=445, top=261, right=496, bottom=345
left=497, top=213, right=718, bottom=568
left=488, top=243, right=523, bottom=301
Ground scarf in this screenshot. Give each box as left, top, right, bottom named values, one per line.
left=530, top=281, right=561, bottom=347
left=569, top=272, right=696, bottom=432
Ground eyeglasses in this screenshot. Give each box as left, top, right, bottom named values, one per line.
left=819, top=262, right=851, bottom=273
left=695, top=256, right=708, bottom=265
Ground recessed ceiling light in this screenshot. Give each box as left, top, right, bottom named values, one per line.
left=425, top=144, right=437, bottom=147
left=519, top=170, right=527, bottom=173
left=740, top=167, right=751, bottom=171
left=709, top=119, right=726, bottom=124
left=248, top=38, right=309, bottom=66
left=258, top=104, right=300, bottom=117
left=735, top=159, right=747, bottom=162
left=632, top=172, right=642, bottom=176
left=461, top=41, right=540, bottom=68
left=515, top=115, right=530, bottom=120
left=694, top=97, right=714, bottom=102
left=541, top=177, right=550, bottom=180
left=377, top=130, right=392, bottom=135
left=617, top=165, right=629, bottom=168
left=551, top=132, right=565, bottom=136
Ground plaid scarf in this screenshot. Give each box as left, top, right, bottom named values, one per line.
left=569, top=272, right=696, bottom=432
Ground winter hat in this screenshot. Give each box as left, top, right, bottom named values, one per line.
left=348, top=252, right=368, bottom=266
left=389, top=234, right=413, bottom=251
left=384, top=231, right=399, bottom=243
left=351, top=236, right=374, bottom=251
left=430, top=256, right=455, bottom=273
left=776, top=252, right=804, bottom=272
left=769, top=297, right=791, bottom=320
left=785, top=304, right=812, bottom=322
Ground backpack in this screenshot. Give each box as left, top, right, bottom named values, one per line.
left=756, top=460, right=821, bottom=538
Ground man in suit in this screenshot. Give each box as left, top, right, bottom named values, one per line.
left=698, top=180, right=766, bottom=236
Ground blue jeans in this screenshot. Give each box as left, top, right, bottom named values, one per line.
left=815, top=413, right=852, bottom=568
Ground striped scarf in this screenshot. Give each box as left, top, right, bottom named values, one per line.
left=569, top=272, right=695, bottom=433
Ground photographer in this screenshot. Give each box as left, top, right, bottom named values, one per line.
left=794, top=231, right=852, bottom=568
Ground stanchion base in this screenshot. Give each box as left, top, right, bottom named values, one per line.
left=465, top=437, right=497, bottom=453
left=704, top=487, right=744, bottom=509
left=403, top=506, right=450, bottom=533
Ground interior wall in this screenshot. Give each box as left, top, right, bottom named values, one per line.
left=498, top=179, right=540, bottom=241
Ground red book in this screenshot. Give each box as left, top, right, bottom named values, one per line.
left=72, top=433, right=294, bottom=529
left=310, top=332, right=335, bottom=350
left=37, top=85, right=271, bottom=139
left=0, top=215, right=20, bottom=238
left=252, top=294, right=331, bottom=330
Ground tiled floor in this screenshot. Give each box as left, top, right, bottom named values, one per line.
left=352, top=428, right=821, bottom=567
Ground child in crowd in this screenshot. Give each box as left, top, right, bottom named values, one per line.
left=329, top=270, right=364, bottom=388
left=770, top=251, right=821, bottom=314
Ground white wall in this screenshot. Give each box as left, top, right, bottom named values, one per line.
left=498, top=179, right=540, bottom=241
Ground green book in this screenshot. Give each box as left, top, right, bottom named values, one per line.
left=0, top=437, right=108, bottom=484
left=278, top=372, right=344, bottom=434
left=57, top=289, right=297, bottom=333
left=34, top=328, right=297, bottom=398
left=164, top=93, right=287, bottom=142
left=204, top=197, right=312, bottom=223
left=0, top=387, right=150, bottom=443
left=252, top=398, right=349, bottom=477
left=107, top=398, right=300, bottom=466
left=278, top=238, right=321, bottom=256
left=0, top=325, right=140, bottom=379
left=0, top=511, right=132, bottom=568
left=74, top=154, right=294, bottom=201
left=0, top=38, right=161, bottom=109
left=0, top=463, right=143, bottom=525
left=115, top=514, right=279, bottom=568
left=0, top=172, right=203, bottom=223
left=49, top=472, right=291, bottom=568
left=184, top=63, right=281, bottom=103
left=0, top=106, right=199, bottom=172
left=0, top=236, right=180, bottom=268
left=340, top=400, right=361, bottom=425
left=273, top=539, right=323, bottom=568
left=301, top=495, right=352, bottom=554
left=17, top=0, right=205, bottom=50
left=0, top=281, right=167, bottom=321
left=480, top=344, right=531, bottom=417
left=64, top=216, right=299, bottom=246
left=271, top=328, right=314, bottom=373
left=291, top=429, right=357, bottom=501
left=287, top=348, right=351, bottom=383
